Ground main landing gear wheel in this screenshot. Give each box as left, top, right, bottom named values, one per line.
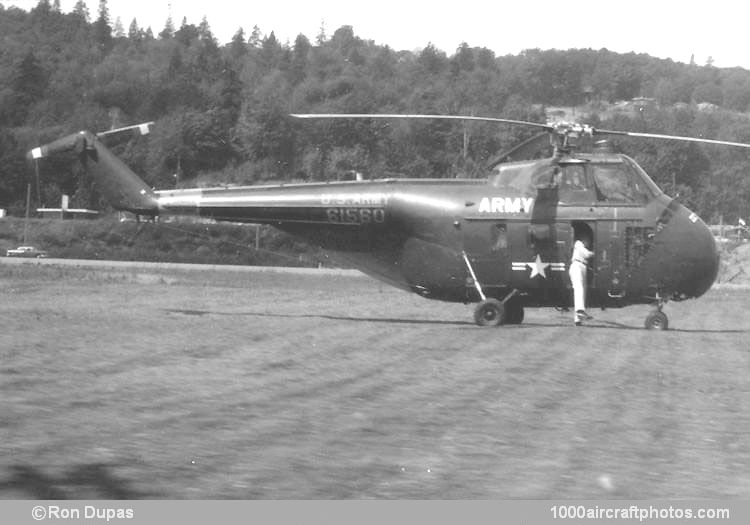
left=474, top=298, right=505, bottom=326
left=504, top=299, right=525, bottom=325
left=645, top=310, right=669, bottom=330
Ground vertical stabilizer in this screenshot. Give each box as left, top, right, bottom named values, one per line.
left=29, top=129, right=159, bottom=215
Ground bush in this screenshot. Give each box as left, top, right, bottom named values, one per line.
left=0, top=216, right=326, bottom=267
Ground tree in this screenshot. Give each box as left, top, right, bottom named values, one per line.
left=0, top=129, right=29, bottom=209
left=418, top=43, right=447, bottom=76
left=147, top=109, right=237, bottom=181
left=72, top=0, right=90, bottom=22
left=248, top=25, right=261, bottom=48
left=4, top=51, right=48, bottom=125
left=32, top=0, right=51, bottom=17
left=234, top=71, right=296, bottom=177
left=198, top=16, right=215, bottom=44
left=259, top=32, right=284, bottom=72
left=175, top=17, right=199, bottom=45
left=128, top=18, right=141, bottom=41
left=159, top=14, right=174, bottom=39
left=316, top=20, right=326, bottom=45
left=693, top=82, right=723, bottom=106
left=2, top=8, right=750, bottom=213
left=92, top=0, right=112, bottom=51
left=452, top=42, right=475, bottom=76
left=721, top=69, right=750, bottom=112
left=113, top=16, right=124, bottom=38
left=290, top=34, right=311, bottom=85
left=229, top=28, right=246, bottom=61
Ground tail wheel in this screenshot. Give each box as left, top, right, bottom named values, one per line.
left=645, top=310, right=669, bottom=330
left=474, top=299, right=505, bottom=327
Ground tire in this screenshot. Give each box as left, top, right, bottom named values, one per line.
left=644, top=311, right=668, bottom=330
left=474, top=299, right=505, bottom=327
left=505, top=299, right=525, bottom=325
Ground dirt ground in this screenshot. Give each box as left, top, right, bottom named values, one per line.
left=2, top=263, right=750, bottom=499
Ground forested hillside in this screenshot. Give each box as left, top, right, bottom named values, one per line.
left=2, top=0, right=750, bottom=222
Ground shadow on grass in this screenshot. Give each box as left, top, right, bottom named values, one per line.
left=0, top=463, right=156, bottom=499
left=592, top=319, right=750, bottom=334
left=165, top=308, right=750, bottom=333
left=165, top=308, right=473, bottom=326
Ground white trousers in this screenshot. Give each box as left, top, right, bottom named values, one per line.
left=569, top=261, right=587, bottom=319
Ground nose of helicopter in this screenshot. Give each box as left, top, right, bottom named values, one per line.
left=659, top=204, right=719, bottom=299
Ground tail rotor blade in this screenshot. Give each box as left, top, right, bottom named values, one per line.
left=96, top=121, right=154, bottom=139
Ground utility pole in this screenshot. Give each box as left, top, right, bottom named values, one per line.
left=22, top=182, right=31, bottom=245
left=463, top=122, right=469, bottom=160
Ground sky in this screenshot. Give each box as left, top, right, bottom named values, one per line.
left=3, top=0, right=750, bottom=69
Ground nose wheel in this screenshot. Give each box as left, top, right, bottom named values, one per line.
left=644, top=296, right=669, bottom=330
left=645, top=310, right=669, bottom=330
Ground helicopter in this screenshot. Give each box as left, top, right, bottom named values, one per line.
left=27, top=114, right=749, bottom=329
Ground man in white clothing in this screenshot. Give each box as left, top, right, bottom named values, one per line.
left=569, top=236, right=594, bottom=326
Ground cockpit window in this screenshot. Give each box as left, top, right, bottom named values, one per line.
left=591, top=163, right=651, bottom=204
left=623, top=156, right=662, bottom=198
left=491, top=157, right=656, bottom=205
left=558, top=163, right=597, bottom=204
left=560, top=165, right=586, bottom=190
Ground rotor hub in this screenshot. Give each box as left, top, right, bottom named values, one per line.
left=546, top=121, right=596, bottom=152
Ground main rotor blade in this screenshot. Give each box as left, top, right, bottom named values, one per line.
left=596, top=128, right=750, bottom=149
left=488, top=132, right=551, bottom=167
left=290, top=113, right=553, bottom=131
left=291, top=114, right=750, bottom=149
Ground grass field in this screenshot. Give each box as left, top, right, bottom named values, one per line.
left=2, top=263, right=750, bottom=499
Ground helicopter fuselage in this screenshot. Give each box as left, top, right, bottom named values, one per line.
left=153, top=152, right=719, bottom=311
left=30, top=128, right=720, bottom=327
left=28, top=117, right=735, bottom=328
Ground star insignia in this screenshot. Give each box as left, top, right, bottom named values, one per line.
left=512, top=254, right=554, bottom=279
left=527, top=254, right=550, bottom=279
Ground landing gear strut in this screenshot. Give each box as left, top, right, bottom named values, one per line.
left=644, top=296, right=669, bottom=330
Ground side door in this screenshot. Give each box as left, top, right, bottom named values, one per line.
left=461, top=220, right=512, bottom=287
left=521, top=221, right=568, bottom=291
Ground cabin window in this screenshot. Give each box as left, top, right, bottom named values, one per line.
left=591, top=164, right=650, bottom=204
left=528, top=224, right=552, bottom=244
left=490, top=223, right=508, bottom=253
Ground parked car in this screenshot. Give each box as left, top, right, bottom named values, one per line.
left=6, top=246, right=48, bottom=258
